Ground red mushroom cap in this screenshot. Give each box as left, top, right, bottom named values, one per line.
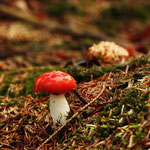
left=33, top=71, right=76, bottom=95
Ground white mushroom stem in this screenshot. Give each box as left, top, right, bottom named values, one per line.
left=49, top=94, right=70, bottom=124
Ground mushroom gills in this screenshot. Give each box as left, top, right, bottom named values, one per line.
left=49, top=94, right=70, bottom=124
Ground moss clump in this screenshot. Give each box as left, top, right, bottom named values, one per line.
left=63, top=56, right=148, bottom=82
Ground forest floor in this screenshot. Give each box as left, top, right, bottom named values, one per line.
left=0, top=0, right=150, bottom=149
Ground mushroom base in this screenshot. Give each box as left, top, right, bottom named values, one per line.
left=49, top=94, right=70, bottom=124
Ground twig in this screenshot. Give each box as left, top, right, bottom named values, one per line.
left=36, top=82, right=106, bottom=150
left=73, top=89, right=87, bottom=104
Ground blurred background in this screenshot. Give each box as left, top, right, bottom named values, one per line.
left=0, top=0, right=150, bottom=70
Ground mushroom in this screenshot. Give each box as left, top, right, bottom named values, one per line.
left=87, top=41, right=129, bottom=64
left=33, top=71, right=76, bottom=124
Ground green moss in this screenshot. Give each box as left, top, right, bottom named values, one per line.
left=67, top=61, right=150, bottom=148
left=0, top=66, right=57, bottom=97
left=28, top=43, right=48, bottom=52
left=99, top=3, right=150, bottom=34
left=47, top=1, right=86, bottom=17
left=101, top=3, right=150, bottom=21
left=0, top=84, right=9, bottom=96
left=63, top=56, right=148, bottom=82
left=134, top=126, right=148, bottom=142
left=0, top=56, right=148, bottom=98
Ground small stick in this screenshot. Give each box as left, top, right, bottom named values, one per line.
left=73, top=89, right=87, bottom=104
left=37, top=83, right=106, bottom=150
